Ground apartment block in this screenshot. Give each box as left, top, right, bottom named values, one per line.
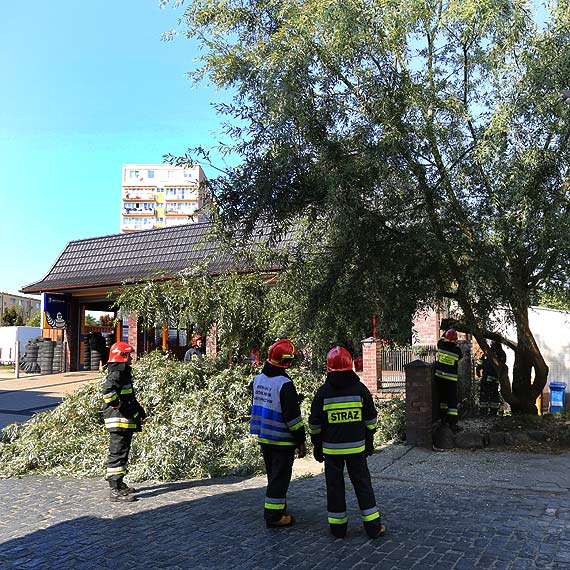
left=0, top=292, right=41, bottom=323
left=121, top=163, right=207, bottom=232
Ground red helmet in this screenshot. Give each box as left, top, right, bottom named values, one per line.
left=108, top=341, right=134, bottom=363
left=443, top=329, right=458, bottom=342
left=192, top=333, right=203, bottom=346
left=326, top=346, right=353, bottom=372
left=267, top=339, right=298, bottom=368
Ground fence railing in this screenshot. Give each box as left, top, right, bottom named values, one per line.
left=379, top=345, right=437, bottom=392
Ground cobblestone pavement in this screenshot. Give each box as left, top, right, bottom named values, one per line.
left=1, top=447, right=570, bottom=570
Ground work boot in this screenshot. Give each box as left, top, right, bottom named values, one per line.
left=450, top=423, right=463, bottom=434
left=110, top=488, right=137, bottom=503
left=330, top=526, right=347, bottom=539
left=367, top=524, right=387, bottom=539
left=118, top=480, right=137, bottom=494
left=266, top=514, right=295, bottom=528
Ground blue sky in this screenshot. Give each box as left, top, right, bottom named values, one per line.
left=0, top=0, right=231, bottom=296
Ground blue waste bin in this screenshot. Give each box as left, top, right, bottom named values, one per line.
left=549, top=382, right=566, bottom=414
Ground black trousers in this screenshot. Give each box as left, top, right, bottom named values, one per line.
left=261, top=444, right=295, bottom=522
left=324, top=454, right=381, bottom=538
left=106, top=431, right=133, bottom=488
left=436, top=377, right=459, bottom=425
left=480, top=380, right=500, bottom=414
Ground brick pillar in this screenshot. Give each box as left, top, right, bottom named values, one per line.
left=127, top=313, right=141, bottom=360
left=412, top=307, right=441, bottom=345
left=360, top=337, right=380, bottom=394
left=405, top=359, right=433, bottom=448
left=206, top=322, right=217, bottom=358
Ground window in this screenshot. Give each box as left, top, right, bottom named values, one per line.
left=157, top=187, right=164, bottom=193
left=129, top=170, right=140, bottom=179
left=148, top=170, right=154, bottom=179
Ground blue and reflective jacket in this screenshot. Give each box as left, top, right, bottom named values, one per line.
left=250, top=369, right=305, bottom=447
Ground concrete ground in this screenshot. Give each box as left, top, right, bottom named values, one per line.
left=0, top=369, right=100, bottom=430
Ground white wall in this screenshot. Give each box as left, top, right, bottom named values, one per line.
left=504, top=306, right=570, bottom=388
left=0, top=326, right=41, bottom=364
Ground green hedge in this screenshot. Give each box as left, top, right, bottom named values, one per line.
left=0, top=352, right=405, bottom=481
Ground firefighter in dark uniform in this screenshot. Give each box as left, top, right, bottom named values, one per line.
left=476, top=341, right=505, bottom=416
left=309, top=346, right=386, bottom=539
left=250, top=339, right=306, bottom=527
left=434, top=329, right=464, bottom=432
left=184, top=333, right=206, bottom=362
left=102, top=341, right=146, bottom=502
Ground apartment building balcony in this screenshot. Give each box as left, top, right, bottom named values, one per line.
left=122, top=207, right=155, bottom=216
left=123, top=189, right=156, bottom=201
left=164, top=196, right=199, bottom=202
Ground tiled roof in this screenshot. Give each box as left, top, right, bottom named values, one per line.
left=21, top=223, right=285, bottom=294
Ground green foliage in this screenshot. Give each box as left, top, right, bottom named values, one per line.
left=0, top=380, right=108, bottom=477
left=373, top=396, right=406, bottom=446
left=1, top=306, right=25, bottom=326
left=25, top=313, right=41, bottom=327
left=163, top=0, right=570, bottom=410
left=114, top=266, right=276, bottom=362
left=0, top=353, right=403, bottom=480
left=84, top=314, right=99, bottom=326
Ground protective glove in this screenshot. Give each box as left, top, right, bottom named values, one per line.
left=297, top=442, right=307, bottom=459
left=313, top=446, right=324, bottom=463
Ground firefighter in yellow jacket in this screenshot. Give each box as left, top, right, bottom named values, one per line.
left=309, top=346, right=386, bottom=539
left=102, top=342, right=146, bottom=502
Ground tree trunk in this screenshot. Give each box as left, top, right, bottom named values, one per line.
left=508, top=305, right=548, bottom=415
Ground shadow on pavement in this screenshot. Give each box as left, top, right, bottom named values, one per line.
left=2, top=469, right=570, bottom=570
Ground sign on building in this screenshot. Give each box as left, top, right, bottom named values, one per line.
left=43, top=294, right=67, bottom=329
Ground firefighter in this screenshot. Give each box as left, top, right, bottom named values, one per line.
left=434, top=329, right=464, bottom=432
left=102, top=341, right=146, bottom=502
left=309, top=346, right=386, bottom=539
left=249, top=339, right=306, bottom=528
left=184, top=333, right=205, bottom=362
left=476, top=341, right=505, bottom=416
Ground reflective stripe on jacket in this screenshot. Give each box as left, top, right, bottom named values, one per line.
left=434, top=338, right=463, bottom=382
left=102, top=362, right=146, bottom=433
left=249, top=368, right=305, bottom=447
left=309, top=371, right=377, bottom=456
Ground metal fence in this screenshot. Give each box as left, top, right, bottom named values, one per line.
left=379, top=345, right=437, bottom=392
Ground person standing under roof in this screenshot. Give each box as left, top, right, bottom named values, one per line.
left=184, top=333, right=206, bottom=362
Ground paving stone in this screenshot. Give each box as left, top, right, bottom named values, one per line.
left=1, top=451, right=570, bottom=569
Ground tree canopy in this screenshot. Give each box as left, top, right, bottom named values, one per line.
left=163, top=0, right=570, bottom=412
left=1, top=306, right=25, bottom=327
